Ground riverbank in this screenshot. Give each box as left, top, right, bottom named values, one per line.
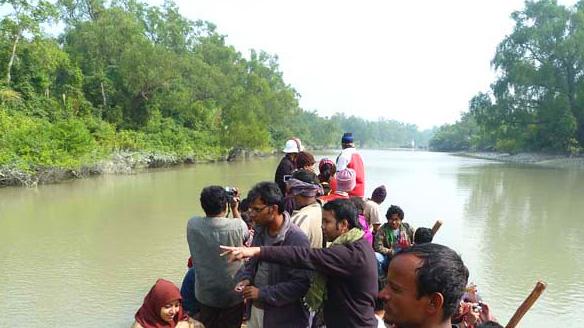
left=456, top=152, right=584, bottom=169
left=0, top=148, right=275, bottom=188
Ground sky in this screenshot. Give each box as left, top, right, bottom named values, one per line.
left=2, top=0, right=579, bottom=129
left=147, top=0, right=584, bottom=130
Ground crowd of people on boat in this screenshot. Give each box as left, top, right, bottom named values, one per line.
left=131, top=133, right=502, bottom=328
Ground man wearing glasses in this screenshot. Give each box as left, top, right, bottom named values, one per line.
left=234, top=182, right=312, bottom=328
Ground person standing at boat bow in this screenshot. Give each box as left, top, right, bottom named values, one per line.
left=336, top=132, right=365, bottom=197
left=275, top=139, right=302, bottom=195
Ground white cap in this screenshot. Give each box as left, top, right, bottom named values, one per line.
left=283, top=139, right=300, bottom=153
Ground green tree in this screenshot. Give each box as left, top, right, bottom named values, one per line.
left=488, top=0, right=582, bottom=151
left=0, top=0, right=58, bottom=85
left=429, top=113, right=479, bottom=152
left=57, top=0, right=106, bottom=24
left=1, top=0, right=433, bottom=183
left=440, top=0, right=584, bottom=153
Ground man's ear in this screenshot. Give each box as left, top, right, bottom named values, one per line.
left=339, top=219, right=350, bottom=232
left=426, top=292, right=445, bottom=317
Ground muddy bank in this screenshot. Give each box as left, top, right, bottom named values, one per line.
left=456, top=152, right=584, bottom=169
left=0, top=148, right=276, bottom=188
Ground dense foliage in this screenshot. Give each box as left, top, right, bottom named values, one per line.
left=431, top=0, right=584, bottom=154
left=0, top=0, right=431, bottom=173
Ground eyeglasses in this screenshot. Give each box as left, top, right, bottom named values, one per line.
left=249, top=205, right=269, bottom=213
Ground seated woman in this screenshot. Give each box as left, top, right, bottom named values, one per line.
left=132, top=278, right=204, bottom=328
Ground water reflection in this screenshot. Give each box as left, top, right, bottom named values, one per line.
left=457, top=164, right=584, bottom=326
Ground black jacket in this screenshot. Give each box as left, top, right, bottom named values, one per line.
left=235, top=213, right=311, bottom=328
left=274, top=155, right=296, bottom=194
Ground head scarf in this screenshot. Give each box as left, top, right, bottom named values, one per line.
left=135, top=279, right=188, bottom=328
left=287, top=178, right=323, bottom=197
left=371, top=185, right=387, bottom=203
left=318, top=158, right=335, bottom=172
left=318, top=158, right=336, bottom=182
left=336, top=168, right=356, bottom=192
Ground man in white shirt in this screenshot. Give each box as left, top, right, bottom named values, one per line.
left=336, top=132, right=365, bottom=197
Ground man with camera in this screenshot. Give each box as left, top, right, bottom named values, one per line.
left=187, top=185, right=249, bottom=328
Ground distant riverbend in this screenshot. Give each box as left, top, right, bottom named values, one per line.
left=456, top=152, right=584, bottom=169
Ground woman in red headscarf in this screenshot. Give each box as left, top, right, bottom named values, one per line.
left=132, top=279, right=204, bottom=328
left=318, top=158, right=337, bottom=195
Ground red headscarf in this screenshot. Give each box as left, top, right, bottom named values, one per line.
left=318, top=158, right=335, bottom=173
left=135, top=279, right=188, bottom=328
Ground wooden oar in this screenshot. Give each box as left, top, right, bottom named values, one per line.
left=505, top=281, right=547, bottom=328
left=431, top=219, right=443, bottom=236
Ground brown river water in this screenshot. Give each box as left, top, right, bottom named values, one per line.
left=1, top=150, right=583, bottom=327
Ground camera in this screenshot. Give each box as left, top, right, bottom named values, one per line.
left=224, top=186, right=237, bottom=202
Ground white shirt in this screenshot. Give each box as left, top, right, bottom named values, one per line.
left=336, top=147, right=358, bottom=171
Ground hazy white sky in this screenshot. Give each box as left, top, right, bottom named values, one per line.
left=146, top=0, right=575, bottom=129
left=149, top=0, right=581, bottom=129
left=3, top=0, right=577, bottom=129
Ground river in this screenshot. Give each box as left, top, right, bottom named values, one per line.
left=0, top=150, right=582, bottom=327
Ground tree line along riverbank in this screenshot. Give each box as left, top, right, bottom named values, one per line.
left=430, top=1, right=584, bottom=156
left=6, top=0, right=584, bottom=188
left=0, top=0, right=433, bottom=187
